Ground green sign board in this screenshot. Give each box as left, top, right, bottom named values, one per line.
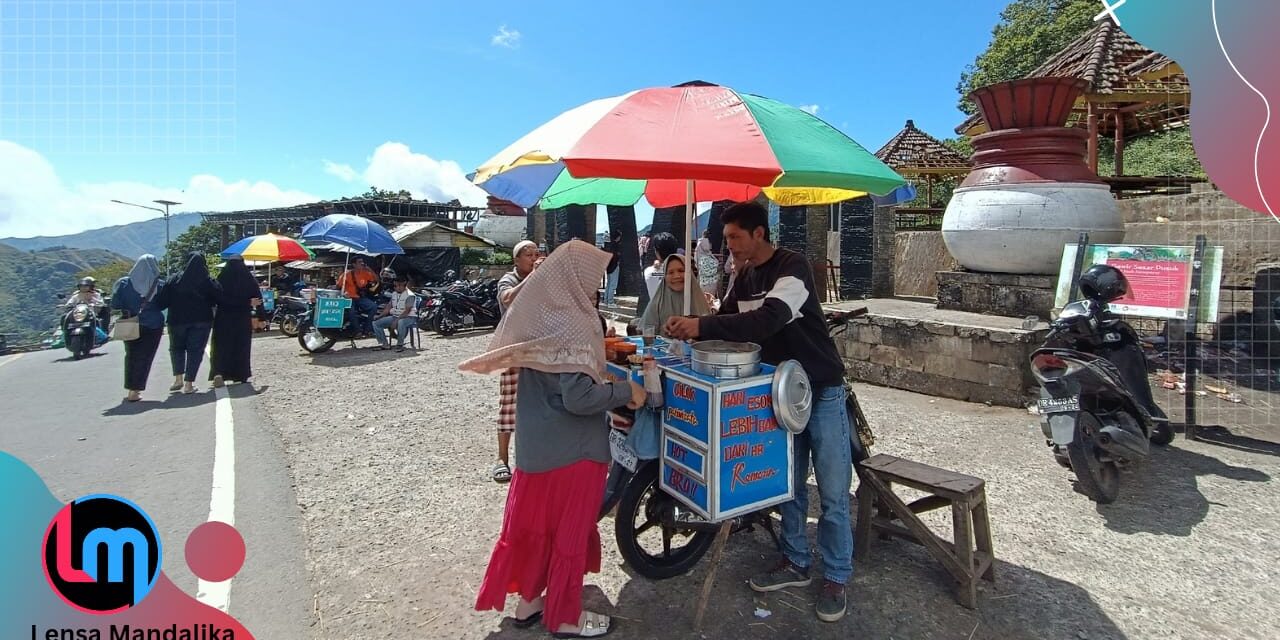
left=315, top=297, right=351, bottom=329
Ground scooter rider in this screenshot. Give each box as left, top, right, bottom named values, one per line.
left=664, top=201, right=853, bottom=623
left=66, top=277, right=110, bottom=329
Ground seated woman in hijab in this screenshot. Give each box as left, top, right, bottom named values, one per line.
left=463, top=239, right=645, bottom=638
left=635, top=254, right=712, bottom=337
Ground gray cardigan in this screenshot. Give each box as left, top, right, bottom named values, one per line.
left=514, top=369, right=632, bottom=473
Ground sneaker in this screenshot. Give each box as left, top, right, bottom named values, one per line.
left=748, top=558, right=811, bottom=592
left=816, top=580, right=846, bottom=623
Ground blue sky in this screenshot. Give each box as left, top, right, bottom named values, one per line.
left=0, top=0, right=1008, bottom=237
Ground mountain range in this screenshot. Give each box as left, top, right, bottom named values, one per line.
left=0, top=243, right=129, bottom=344
left=1, top=212, right=203, bottom=260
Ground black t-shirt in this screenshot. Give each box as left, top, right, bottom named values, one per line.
left=698, top=248, right=844, bottom=386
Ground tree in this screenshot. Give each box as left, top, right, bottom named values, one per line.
left=162, top=222, right=224, bottom=276
left=77, top=259, right=134, bottom=289
left=346, top=186, right=412, bottom=201
left=957, top=0, right=1097, bottom=113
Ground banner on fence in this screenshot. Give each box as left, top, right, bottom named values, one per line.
left=1054, top=243, right=1224, bottom=320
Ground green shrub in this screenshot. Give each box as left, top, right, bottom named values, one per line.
left=461, top=249, right=513, bottom=266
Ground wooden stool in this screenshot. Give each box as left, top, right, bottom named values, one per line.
left=855, top=454, right=994, bottom=608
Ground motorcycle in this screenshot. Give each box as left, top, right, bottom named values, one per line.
left=599, top=309, right=876, bottom=579
left=295, top=296, right=376, bottom=353
left=1030, top=264, right=1173, bottom=504
left=434, top=280, right=501, bottom=336
left=273, top=295, right=311, bottom=337
left=61, top=302, right=106, bottom=360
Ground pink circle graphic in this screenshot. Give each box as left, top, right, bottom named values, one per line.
left=184, top=521, right=246, bottom=583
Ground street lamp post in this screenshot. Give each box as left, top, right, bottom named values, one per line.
left=110, top=198, right=182, bottom=276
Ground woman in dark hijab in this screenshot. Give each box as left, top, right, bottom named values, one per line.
left=209, top=257, right=261, bottom=387
left=155, top=252, right=220, bottom=394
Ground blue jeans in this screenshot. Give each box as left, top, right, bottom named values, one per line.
left=168, top=322, right=211, bottom=382
left=373, top=316, right=416, bottom=346
left=353, top=298, right=378, bottom=333
left=604, top=269, right=620, bottom=305
left=779, top=384, right=854, bottom=584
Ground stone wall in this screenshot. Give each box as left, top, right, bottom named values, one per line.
left=834, top=313, right=1047, bottom=407
left=894, top=230, right=954, bottom=298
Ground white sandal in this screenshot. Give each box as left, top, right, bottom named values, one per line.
left=553, top=611, right=613, bottom=638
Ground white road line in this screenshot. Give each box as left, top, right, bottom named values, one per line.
left=0, top=354, right=23, bottom=370
left=196, top=375, right=237, bottom=612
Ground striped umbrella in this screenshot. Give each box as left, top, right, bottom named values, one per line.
left=470, top=81, right=905, bottom=312
left=470, top=81, right=905, bottom=209
left=220, top=233, right=314, bottom=262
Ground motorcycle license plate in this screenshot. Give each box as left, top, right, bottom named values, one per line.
left=608, top=429, right=639, bottom=473
left=1039, top=395, right=1080, bottom=414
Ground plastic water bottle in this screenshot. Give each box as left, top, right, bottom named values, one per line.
left=643, top=354, right=663, bottom=407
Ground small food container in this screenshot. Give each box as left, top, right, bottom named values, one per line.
left=614, top=341, right=637, bottom=364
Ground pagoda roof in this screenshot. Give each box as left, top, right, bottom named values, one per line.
left=875, top=119, right=971, bottom=175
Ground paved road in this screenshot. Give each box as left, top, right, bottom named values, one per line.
left=0, top=338, right=312, bottom=638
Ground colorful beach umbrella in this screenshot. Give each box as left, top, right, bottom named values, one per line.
left=470, top=81, right=906, bottom=209
left=469, top=81, right=905, bottom=313
left=220, top=233, right=314, bottom=262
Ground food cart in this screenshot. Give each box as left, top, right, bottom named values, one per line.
left=604, top=336, right=810, bottom=523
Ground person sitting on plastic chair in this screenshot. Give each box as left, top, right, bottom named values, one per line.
left=372, top=275, right=418, bottom=352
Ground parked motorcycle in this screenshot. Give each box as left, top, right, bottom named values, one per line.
left=600, top=309, right=876, bottom=579
left=434, top=279, right=501, bottom=336
left=61, top=302, right=105, bottom=360
left=1031, top=264, right=1173, bottom=504
left=273, top=296, right=311, bottom=337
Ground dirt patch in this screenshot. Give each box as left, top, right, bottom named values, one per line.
left=248, top=331, right=1280, bottom=640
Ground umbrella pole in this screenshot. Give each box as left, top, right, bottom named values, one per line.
left=683, top=179, right=694, bottom=316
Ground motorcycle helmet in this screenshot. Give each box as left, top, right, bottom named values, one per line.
left=1078, top=264, right=1129, bottom=302
left=78, top=276, right=96, bottom=288
left=380, top=267, right=397, bottom=280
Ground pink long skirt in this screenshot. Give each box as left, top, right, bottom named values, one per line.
left=475, top=459, right=608, bottom=631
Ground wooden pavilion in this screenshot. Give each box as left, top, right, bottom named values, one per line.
left=201, top=197, right=486, bottom=249
left=955, top=21, right=1195, bottom=195
left=874, top=119, right=971, bottom=228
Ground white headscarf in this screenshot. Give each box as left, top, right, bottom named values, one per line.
left=459, top=240, right=610, bottom=382
left=128, top=254, right=162, bottom=300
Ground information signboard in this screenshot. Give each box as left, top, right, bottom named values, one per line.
left=1054, top=243, right=1223, bottom=320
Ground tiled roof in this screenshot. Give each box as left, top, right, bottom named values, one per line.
left=874, top=120, right=971, bottom=174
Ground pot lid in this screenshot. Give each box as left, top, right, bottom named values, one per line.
left=772, top=359, right=812, bottom=434
left=691, top=340, right=760, bottom=355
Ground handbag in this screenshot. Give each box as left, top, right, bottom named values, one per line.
left=113, top=316, right=140, bottom=341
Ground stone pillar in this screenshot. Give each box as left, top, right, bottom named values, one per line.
left=583, top=205, right=597, bottom=246
left=805, top=205, right=830, bottom=301
left=777, top=206, right=806, bottom=253
left=839, top=197, right=874, bottom=299
left=607, top=205, right=642, bottom=297
left=530, top=207, right=547, bottom=249
left=873, top=204, right=897, bottom=298
left=220, top=224, right=229, bottom=251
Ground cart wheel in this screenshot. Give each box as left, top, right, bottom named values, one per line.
left=615, top=463, right=714, bottom=580
left=297, top=321, right=335, bottom=354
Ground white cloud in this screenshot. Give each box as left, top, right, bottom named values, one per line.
left=798, top=104, right=821, bottom=115
left=491, top=25, right=522, bottom=49
left=336, top=142, right=488, bottom=207
left=0, top=141, right=320, bottom=238
left=323, top=160, right=359, bottom=182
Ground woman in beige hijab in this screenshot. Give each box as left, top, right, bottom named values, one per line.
left=465, top=240, right=644, bottom=638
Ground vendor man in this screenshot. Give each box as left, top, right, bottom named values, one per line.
left=664, top=201, right=852, bottom=624
left=338, top=257, right=380, bottom=334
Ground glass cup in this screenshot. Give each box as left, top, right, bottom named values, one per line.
left=641, top=325, right=656, bottom=350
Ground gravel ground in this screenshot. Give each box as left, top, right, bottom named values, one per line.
left=247, top=329, right=1280, bottom=640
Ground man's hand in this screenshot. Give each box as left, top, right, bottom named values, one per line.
left=626, top=380, right=646, bottom=410
left=664, top=316, right=700, bottom=340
